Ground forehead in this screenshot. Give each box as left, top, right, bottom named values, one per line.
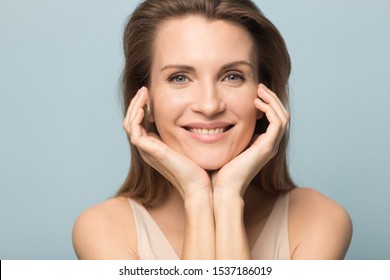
left=152, top=16, right=256, bottom=68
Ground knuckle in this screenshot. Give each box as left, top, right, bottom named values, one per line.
left=130, top=134, right=137, bottom=145
left=123, top=126, right=132, bottom=137
left=274, top=120, right=283, bottom=132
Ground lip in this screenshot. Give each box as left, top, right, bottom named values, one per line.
left=182, top=122, right=234, bottom=143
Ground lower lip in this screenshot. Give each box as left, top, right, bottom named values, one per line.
left=183, top=127, right=232, bottom=143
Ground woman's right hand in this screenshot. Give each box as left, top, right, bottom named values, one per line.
left=123, top=87, right=212, bottom=200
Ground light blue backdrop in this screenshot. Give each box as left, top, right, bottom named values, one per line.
left=1, top=0, right=389, bottom=259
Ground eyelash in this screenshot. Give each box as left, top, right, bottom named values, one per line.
left=167, top=73, right=189, bottom=84
left=167, top=71, right=246, bottom=85
left=223, top=72, right=245, bottom=82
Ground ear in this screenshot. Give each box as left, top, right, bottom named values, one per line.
left=146, top=99, right=154, bottom=122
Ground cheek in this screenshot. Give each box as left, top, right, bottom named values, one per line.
left=152, top=92, right=188, bottom=120
left=226, top=91, right=258, bottom=119
left=149, top=89, right=192, bottom=139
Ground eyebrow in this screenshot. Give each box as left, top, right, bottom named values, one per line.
left=160, top=60, right=254, bottom=73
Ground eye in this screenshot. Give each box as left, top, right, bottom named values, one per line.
left=168, top=74, right=189, bottom=84
left=223, top=72, right=245, bottom=83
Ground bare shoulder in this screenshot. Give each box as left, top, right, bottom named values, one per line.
left=288, top=188, right=353, bottom=259
left=72, top=196, right=138, bottom=259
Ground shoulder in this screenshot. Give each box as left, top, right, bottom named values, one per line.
left=72, top=196, right=139, bottom=259
left=288, top=188, right=353, bottom=259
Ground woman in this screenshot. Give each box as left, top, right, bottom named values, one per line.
left=73, top=0, right=352, bottom=259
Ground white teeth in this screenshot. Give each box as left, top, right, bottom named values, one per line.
left=189, top=128, right=226, bottom=135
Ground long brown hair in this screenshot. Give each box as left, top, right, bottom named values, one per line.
left=117, top=0, right=297, bottom=205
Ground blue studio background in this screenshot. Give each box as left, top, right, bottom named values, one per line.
left=1, top=0, right=389, bottom=259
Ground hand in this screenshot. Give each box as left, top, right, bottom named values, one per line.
left=123, top=87, right=212, bottom=199
left=211, top=84, right=290, bottom=197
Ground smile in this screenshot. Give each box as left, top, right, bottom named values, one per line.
left=188, top=127, right=229, bottom=135
left=182, top=123, right=234, bottom=142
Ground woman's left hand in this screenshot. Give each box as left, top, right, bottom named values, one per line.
left=211, top=84, right=290, bottom=197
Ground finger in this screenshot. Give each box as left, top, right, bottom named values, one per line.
left=257, top=84, right=288, bottom=118
left=124, top=87, right=149, bottom=134
left=254, top=98, right=285, bottom=145
left=258, top=84, right=289, bottom=119
left=129, top=107, right=145, bottom=144
left=257, top=85, right=289, bottom=128
left=258, top=84, right=287, bottom=114
left=123, top=87, right=143, bottom=130
left=127, top=87, right=144, bottom=117
left=130, top=107, right=162, bottom=156
left=130, top=87, right=148, bottom=122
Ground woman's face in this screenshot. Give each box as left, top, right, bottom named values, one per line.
left=149, top=16, right=259, bottom=170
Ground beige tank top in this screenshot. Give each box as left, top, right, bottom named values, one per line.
left=128, top=192, right=290, bottom=259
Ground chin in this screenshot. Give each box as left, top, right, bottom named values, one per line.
left=196, top=158, right=229, bottom=171
left=186, top=149, right=240, bottom=171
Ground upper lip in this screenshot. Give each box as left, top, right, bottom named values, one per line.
left=182, top=122, right=234, bottom=130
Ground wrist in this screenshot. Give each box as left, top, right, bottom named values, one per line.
left=184, top=190, right=213, bottom=210
left=213, top=185, right=244, bottom=200
left=213, top=187, right=244, bottom=214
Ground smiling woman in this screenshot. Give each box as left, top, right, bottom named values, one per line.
left=72, top=0, right=352, bottom=260
left=150, top=18, right=259, bottom=171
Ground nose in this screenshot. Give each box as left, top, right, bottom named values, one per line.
left=191, top=82, right=226, bottom=116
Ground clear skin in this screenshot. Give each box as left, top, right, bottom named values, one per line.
left=72, top=16, right=352, bottom=261
left=125, top=17, right=289, bottom=198
left=123, top=17, right=289, bottom=259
